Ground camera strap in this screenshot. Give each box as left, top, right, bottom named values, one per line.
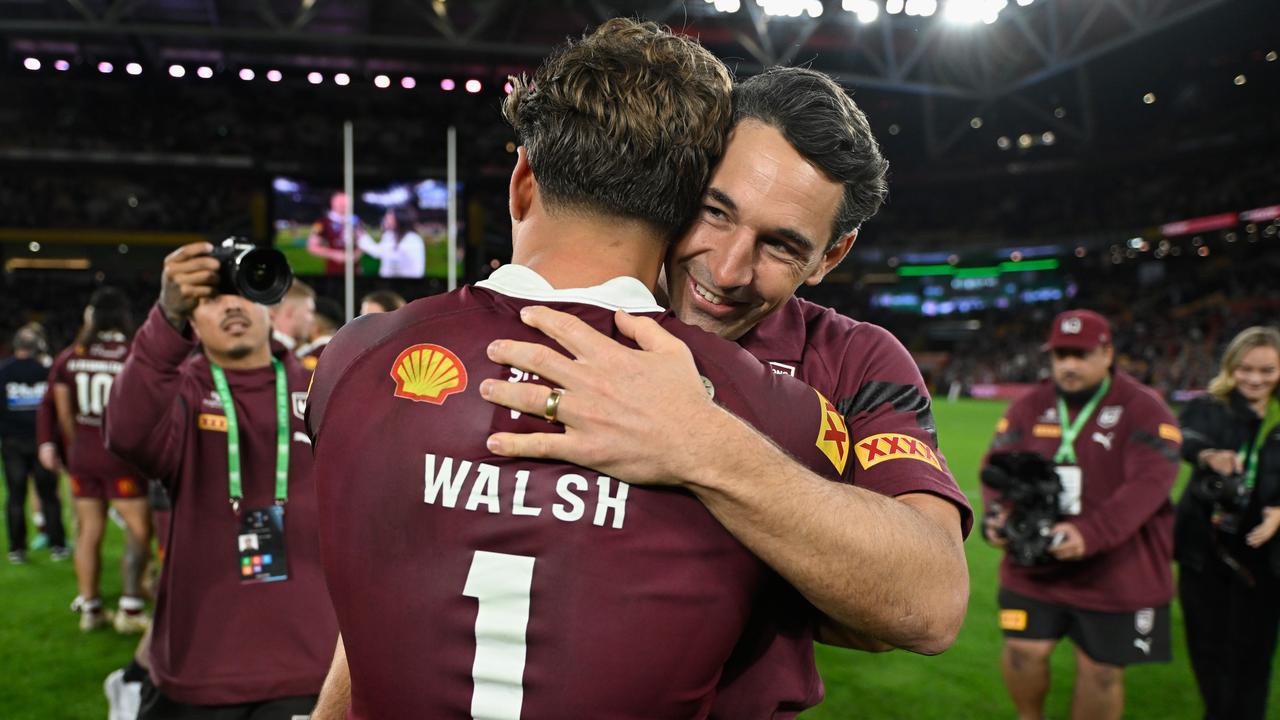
left=210, top=357, right=290, bottom=514
left=1240, top=397, right=1280, bottom=489
left=1053, top=375, right=1111, bottom=465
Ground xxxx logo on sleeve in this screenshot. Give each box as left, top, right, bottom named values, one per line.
left=814, top=390, right=850, bottom=475
left=855, top=432, right=942, bottom=472
left=390, top=344, right=468, bottom=405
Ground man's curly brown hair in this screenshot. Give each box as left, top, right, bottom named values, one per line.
left=503, top=18, right=734, bottom=240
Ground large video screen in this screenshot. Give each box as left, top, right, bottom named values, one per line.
left=869, top=260, right=1076, bottom=316
left=272, top=176, right=464, bottom=279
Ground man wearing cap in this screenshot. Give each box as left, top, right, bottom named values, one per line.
left=981, top=309, right=1180, bottom=720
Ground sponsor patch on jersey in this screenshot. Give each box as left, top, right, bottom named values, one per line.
left=996, top=417, right=1009, bottom=433
left=1000, top=609, right=1028, bottom=631
left=767, top=362, right=797, bottom=377
left=814, top=390, right=849, bottom=475
left=1158, top=423, right=1182, bottom=443
left=198, top=413, right=228, bottom=432
left=854, top=432, right=941, bottom=472
left=1098, top=405, right=1123, bottom=429
left=1032, top=423, right=1063, bottom=438
left=390, top=344, right=468, bottom=405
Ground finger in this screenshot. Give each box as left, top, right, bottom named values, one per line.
left=615, top=311, right=691, bottom=357
left=486, top=431, right=577, bottom=462
left=172, top=269, right=220, bottom=288
left=479, top=379, right=572, bottom=423
left=168, top=257, right=221, bottom=276
left=166, top=242, right=214, bottom=264
left=486, top=339, right=578, bottom=387
left=519, top=306, right=623, bottom=361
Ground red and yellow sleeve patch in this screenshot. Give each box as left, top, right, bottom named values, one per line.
left=1158, top=423, right=1182, bottom=444
left=198, top=413, right=228, bottom=432
left=999, top=609, right=1028, bottom=631
left=996, top=417, right=1009, bottom=433
left=854, top=432, right=942, bottom=472
left=1032, top=424, right=1062, bottom=438
left=814, top=390, right=850, bottom=475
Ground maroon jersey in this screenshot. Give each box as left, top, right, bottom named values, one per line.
left=51, top=333, right=139, bottom=479
left=306, top=265, right=850, bottom=720
left=713, top=296, right=974, bottom=718
left=104, top=306, right=336, bottom=705
left=312, top=212, right=356, bottom=276
left=983, top=371, right=1179, bottom=612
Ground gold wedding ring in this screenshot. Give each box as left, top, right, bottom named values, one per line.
left=543, top=387, right=564, bottom=423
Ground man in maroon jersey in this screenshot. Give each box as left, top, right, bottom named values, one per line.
left=104, top=259, right=336, bottom=718
left=307, top=19, right=857, bottom=719
left=981, top=310, right=1177, bottom=720
left=50, top=287, right=152, bottom=633
left=481, top=67, right=972, bottom=716
left=306, top=191, right=367, bottom=276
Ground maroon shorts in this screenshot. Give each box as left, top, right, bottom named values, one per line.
left=70, top=474, right=146, bottom=501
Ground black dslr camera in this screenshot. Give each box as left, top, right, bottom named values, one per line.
left=1191, top=472, right=1251, bottom=534
left=981, top=452, right=1064, bottom=566
left=209, top=238, right=293, bottom=305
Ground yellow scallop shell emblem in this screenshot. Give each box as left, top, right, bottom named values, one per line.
left=389, top=343, right=468, bottom=405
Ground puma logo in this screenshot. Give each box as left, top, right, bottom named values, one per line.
left=1092, top=432, right=1114, bottom=451
left=1133, top=638, right=1152, bottom=655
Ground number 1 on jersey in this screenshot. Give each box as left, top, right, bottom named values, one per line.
left=464, top=551, right=535, bottom=720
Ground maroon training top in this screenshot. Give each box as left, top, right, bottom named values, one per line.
left=51, top=334, right=140, bottom=480
left=104, top=305, right=337, bottom=705
left=306, top=266, right=851, bottom=720
left=982, top=370, right=1178, bottom=612
left=712, top=296, right=975, bottom=718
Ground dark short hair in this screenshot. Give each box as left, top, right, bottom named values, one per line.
left=503, top=18, right=734, bottom=240
left=79, top=286, right=133, bottom=346
left=361, top=289, right=405, bottom=313
left=312, top=296, right=344, bottom=334
left=733, top=67, right=889, bottom=248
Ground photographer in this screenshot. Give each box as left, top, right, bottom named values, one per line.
left=1175, top=326, right=1280, bottom=720
left=981, top=310, right=1180, bottom=720
left=104, top=241, right=336, bottom=719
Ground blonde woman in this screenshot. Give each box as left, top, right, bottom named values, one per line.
left=1175, top=326, right=1280, bottom=720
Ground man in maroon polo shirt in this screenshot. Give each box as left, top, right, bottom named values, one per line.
left=481, top=67, right=972, bottom=717
left=105, top=251, right=336, bottom=719
left=982, top=309, right=1178, bottom=720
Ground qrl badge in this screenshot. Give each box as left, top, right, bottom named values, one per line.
left=1135, top=608, right=1155, bottom=635
left=390, top=344, right=468, bottom=405
left=814, top=390, right=849, bottom=474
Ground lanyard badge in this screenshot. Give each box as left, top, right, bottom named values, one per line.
left=1053, top=376, right=1112, bottom=465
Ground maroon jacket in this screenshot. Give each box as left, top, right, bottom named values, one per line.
left=104, top=305, right=336, bottom=705
left=712, top=296, right=974, bottom=718
left=982, top=370, right=1179, bottom=612
left=51, top=334, right=140, bottom=481
left=307, top=267, right=851, bottom=719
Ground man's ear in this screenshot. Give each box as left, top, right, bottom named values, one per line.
left=509, top=147, right=535, bottom=222
left=804, top=229, right=858, bottom=286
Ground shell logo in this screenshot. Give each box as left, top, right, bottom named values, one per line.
left=390, top=343, right=468, bottom=405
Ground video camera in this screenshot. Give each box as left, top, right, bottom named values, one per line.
left=210, top=237, right=293, bottom=305
left=1190, top=471, right=1251, bottom=534
left=981, top=452, right=1064, bottom=566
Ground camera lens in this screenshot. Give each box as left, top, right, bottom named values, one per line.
left=232, top=247, right=293, bottom=304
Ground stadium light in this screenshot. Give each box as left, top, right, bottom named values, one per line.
left=886, top=0, right=904, bottom=13
left=1054, top=106, right=1066, bottom=118
left=54, top=60, right=70, bottom=72
left=335, top=72, right=351, bottom=86
left=197, top=66, right=213, bottom=79
left=29, top=242, right=40, bottom=252
left=704, top=0, right=741, bottom=11
left=1268, top=51, right=1277, bottom=62
left=842, top=0, right=879, bottom=22
left=1142, top=92, right=1156, bottom=104
left=239, top=68, right=255, bottom=81
left=905, top=0, right=937, bottom=17
left=970, top=117, right=983, bottom=129
left=465, top=79, right=482, bottom=93
left=1041, top=131, right=1055, bottom=145
left=1017, top=0, right=1033, bottom=5
left=945, top=0, right=1007, bottom=25
left=307, top=71, right=323, bottom=84
left=888, top=123, right=901, bottom=135
left=401, top=76, right=416, bottom=89
left=757, top=0, right=823, bottom=18
left=374, top=74, right=391, bottom=88
left=168, top=64, right=186, bottom=78
left=267, top=69, right=282, bottom=82
left=440, top=78, right=456, bottom=91
left=126, top=62, right=142, bottom=76
left=1017, top=133, right=1033, bottom=149
left=23, top=58, right=40, bottom=71
left=98, top=61, right=114, bottom=74
left=996, top=136, right=1011, bottom=149
left=1234, top=74, right=1247, bottom=86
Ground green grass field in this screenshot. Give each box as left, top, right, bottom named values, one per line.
left=1, top=400, right=1275, bottom=718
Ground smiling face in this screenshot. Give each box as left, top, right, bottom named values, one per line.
left=1233, top=345, right=1280, bottom=404
left=666, top=120, right=854, bottom=340
left=192, top=294, right=271, bottom=361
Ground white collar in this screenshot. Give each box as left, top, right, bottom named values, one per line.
left=272, top=329, right=297, bottom=351
left=475, top=264, right=664, bottom=314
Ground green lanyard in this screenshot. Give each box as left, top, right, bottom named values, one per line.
left=1054, top=375, right=1112, bottom=465
left=209, top=357, right=290, bottom=514
left=1239, top=397, right=1280, bottom=489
